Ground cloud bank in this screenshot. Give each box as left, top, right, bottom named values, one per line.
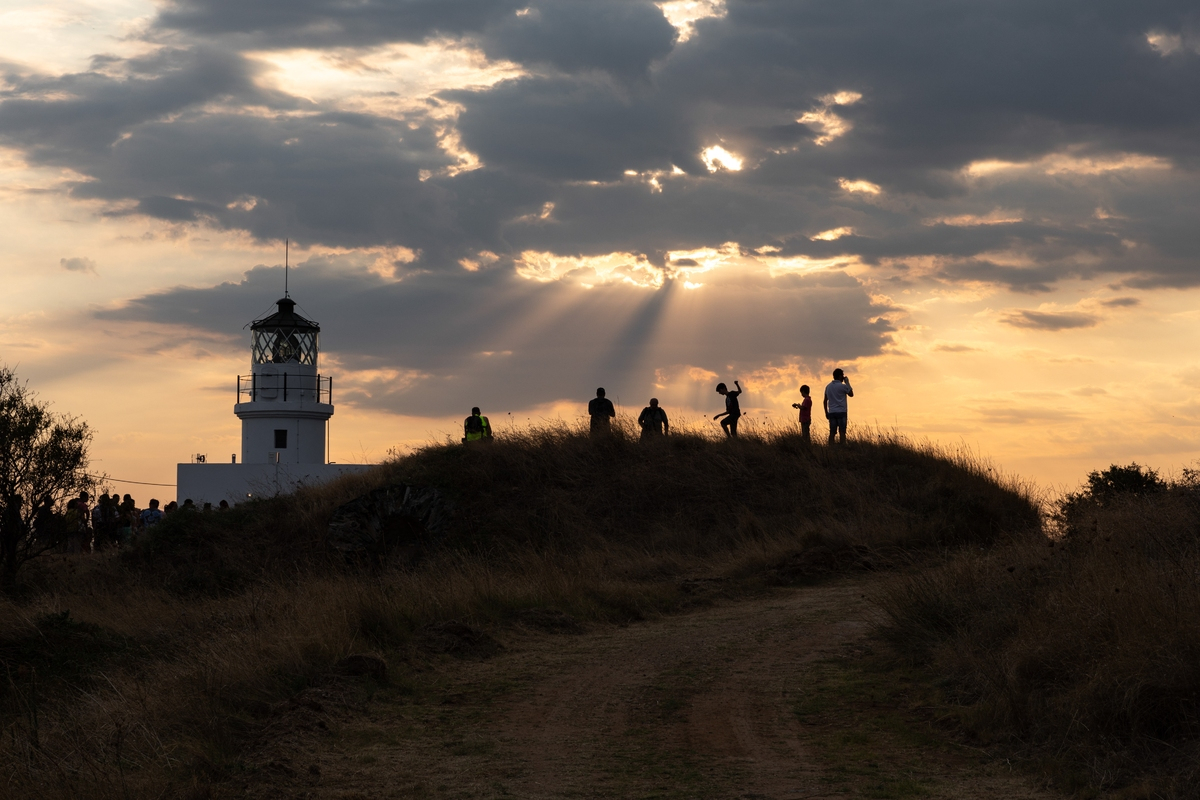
left=0, top=0, right=1194, bottom=286
left=4, top=0, right=1200, bottom=418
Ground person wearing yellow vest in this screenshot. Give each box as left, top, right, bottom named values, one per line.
left=463, top=407, right=493, bottom=443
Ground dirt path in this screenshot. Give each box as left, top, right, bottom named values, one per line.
left=231, top=580, right=1056, bottom=799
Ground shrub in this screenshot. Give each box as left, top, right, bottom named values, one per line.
left=877, top=463, right=1200, bottom=794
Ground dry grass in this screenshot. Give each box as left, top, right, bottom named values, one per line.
left=876, top=470, right=1200, bottom=797
left=0, top=420, right=1037, bottom=798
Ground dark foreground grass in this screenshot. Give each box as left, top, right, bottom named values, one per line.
left=876, top=468, right=1200, bottom=798
left=0, top=421, right=1036, bottom=798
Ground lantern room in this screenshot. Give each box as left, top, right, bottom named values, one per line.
left=251, top=297, right=319, bottom=366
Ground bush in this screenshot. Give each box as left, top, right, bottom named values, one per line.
left=877, top=463, right=1200, bottom=794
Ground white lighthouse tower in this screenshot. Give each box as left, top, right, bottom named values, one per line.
left=177, top=295, right=372, bottom=505
left=236, top=297, right=333, bottom=465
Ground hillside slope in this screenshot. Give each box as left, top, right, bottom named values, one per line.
left=0, top=424, right=1039, bottom=798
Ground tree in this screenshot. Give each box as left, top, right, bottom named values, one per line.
left=1055, top=462, right=1167, bottom=537
left=1083, top=462, right=1166, bottom=501
left=0, top=366, right=94, bottom=590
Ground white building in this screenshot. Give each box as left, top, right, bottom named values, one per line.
left=177, top=296, right=373, bottom=505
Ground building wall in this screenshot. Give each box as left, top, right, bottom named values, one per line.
left=239, top=415, right=328, bottom=464
left=177, top=462, right=374, bottom=506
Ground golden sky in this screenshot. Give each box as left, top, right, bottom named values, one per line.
left=2, top=0, right=1198, bottom=500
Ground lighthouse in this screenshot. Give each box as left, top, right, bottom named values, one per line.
left=177, top=295, right=372, bottom=505
left=235, top=297, right=333, bottom=465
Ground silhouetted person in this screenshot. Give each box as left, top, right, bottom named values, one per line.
left=791, top=384, right=813, bottom=443
left=33, top=493, right=57, bottom=547
left=164, top=501, right=178, bottom=514
left=119, top=494, right=137, bottom=541
left=464, top=407, right=492, bottom=443
left=637, top=398, right=669, bottom=440
left=65, top=498, right=78, bottom=553
left=75, top=491, right=92, bottom=553
left=182, top=498, right=196, bottom=511
left=92, top=493, right=117, bottom=550
left=714, top=380, right=742, bottom=437
left=824, top=368, right=854, bottom=444
left=218, top=500, right=230, bottom=511
left=141, top=499, right=164, bottom=529
left=588, top=388, right=616, bottom=438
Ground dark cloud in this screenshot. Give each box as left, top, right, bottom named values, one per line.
left=479, top=2, right=676, bottom=78
left=59, top=256, right=97, bottom=274
left=155, top=0, right=675, bottom=78
left=98, top=260, right=895, bottom=416
left=2, top=0, right=1199, bottom=286
left=1000, top=309, right=1100, bottom=331
left=153, top=0, right=527, bottom=49
left=449, top=76, right=691, bottom=182
left=1101, top=296, right=1140, bottom=307
left=933, top=344, right=981, bottom=353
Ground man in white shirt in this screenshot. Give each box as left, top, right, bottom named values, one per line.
left=823, top=368, right=854, bottom=444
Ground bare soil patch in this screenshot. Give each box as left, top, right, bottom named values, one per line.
left=225, top=579, right=1057, bottom=799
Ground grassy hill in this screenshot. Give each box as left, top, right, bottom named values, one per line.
left=0, top=422, right=1046, bottom=798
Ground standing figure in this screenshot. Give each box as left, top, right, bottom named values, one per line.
left=714, top=381, right=743, bottom=438
left=33, top=493, right=58, bottom=549
left=823, top=369, right=854, bottom=444
left=792, top=384, right=813, bottom=443
left=588, top=388, right=616, bottom=438
left=141, top=499, right=164, bottom=529
left=463, top=407, right=493, bottom=443
left=116, top=495, right=135, bottom=546
left=75, top=491, right=92, bottom=553
left=637, top=398, right=670, bottom=440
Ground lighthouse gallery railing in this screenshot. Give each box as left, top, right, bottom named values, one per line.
left=237, top=374, right=332, bottom=404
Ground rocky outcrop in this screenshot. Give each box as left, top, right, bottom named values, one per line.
left=325, top=484, right=451, bottom=558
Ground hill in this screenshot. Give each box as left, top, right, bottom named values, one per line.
left=0, top=422, right=1038, bottom=798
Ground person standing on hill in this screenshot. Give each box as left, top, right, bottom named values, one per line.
left=714, top=380, right=743, bottom=437
left=792, top=384, right=813, bottom=443
left=823, top=369, right=854, bottom=444
left=588, top=388, right=616, bottom=438
left=463, top=407, right=493, bottom=443
left=637, top=398, right=669, bottom=440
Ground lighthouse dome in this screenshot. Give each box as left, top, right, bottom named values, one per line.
left=250, top=298, right=320, bottom=366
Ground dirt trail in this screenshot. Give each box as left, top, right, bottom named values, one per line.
left=233, top=580, right=1056, bottom=799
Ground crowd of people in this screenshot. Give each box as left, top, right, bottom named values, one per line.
left=36, top=491, right=230, bottom=554
left=464, top=369, right=856, bottom=445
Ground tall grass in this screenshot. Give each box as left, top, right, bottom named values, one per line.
left=876, top=467, right=1200, bottom=796
left=0, top=420, right=1037, bottom=797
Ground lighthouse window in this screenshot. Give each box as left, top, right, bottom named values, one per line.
left=252, top=329, right=318, bottom=366
left=274, top=429, right=288, bottom=449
